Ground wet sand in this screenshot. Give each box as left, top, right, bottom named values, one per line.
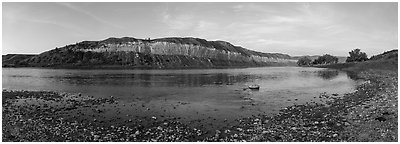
left=2, top=70, right=397, bottom=142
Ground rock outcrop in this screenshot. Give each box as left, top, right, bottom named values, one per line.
left=3, top=37, right=296, bottom=69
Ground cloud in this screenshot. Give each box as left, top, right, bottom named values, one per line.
left=163, top=14, right=196, bottom=31
left=160, top=6, right=220, bottom=38
left=26, top=19, right=85, bottom=36
left=232, top=4, right=244, bottom=12
left=260, top=16, right=304, bottom=24
left=194, top=21, right=219, bottom=34
left=160, top=6, right=196, bottom=31
left=2, top=4, right=84, bottom=37
left=231, top=3, right=277, bottom=14
left=3, top=2, right=396, bottom=56
left=244, top=38, right=321, bottom=48
left=57, top=3, right=122, bottom=29
left=157, top=3, right=360, bottom=55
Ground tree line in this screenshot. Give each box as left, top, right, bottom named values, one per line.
left=297, top=48, right=368, bottom=66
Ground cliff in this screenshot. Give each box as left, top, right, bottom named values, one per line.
left=3, top=37, right=296, bottom=69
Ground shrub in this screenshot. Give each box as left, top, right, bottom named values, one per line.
left=297, top=56, right=312, bottom=66
left=346, top=49, right=368, bottom=62
left=313, top=54, right=338, bottom=65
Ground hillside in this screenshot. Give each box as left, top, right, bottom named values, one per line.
left=2, top=54, right=36, bottom=67
left=3, top=37, right=296, bottom=69
left=369, top=49, right=398, bottom=61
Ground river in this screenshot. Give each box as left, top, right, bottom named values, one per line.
left=2, top=67, right=361, bottom=130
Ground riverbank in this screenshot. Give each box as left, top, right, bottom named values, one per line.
left=247, top=69, right=397, bottom=142
left=2, top=64, right=397, bottom=141
left=2, top=61, right=297, bottom=69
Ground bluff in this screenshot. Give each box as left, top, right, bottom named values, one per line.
left=3, top=37, right=296, bottom=69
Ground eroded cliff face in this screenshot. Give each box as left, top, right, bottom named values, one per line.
left=16, top=37, right=296, bottom=68
left=80, top=41, right=290, bottom=62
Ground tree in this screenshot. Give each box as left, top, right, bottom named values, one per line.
left=346, top=48, right=368, bottom=62
left=297, top=56, right=312, bottom=66
left=312, top=54, right=338, bottom=65
left=324, top=54, right=338, bottom=64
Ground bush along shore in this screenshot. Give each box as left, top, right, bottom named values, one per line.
left=2, top=69, right=397, bottom=142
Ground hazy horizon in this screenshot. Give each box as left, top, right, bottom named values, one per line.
left=3, top=2, right=398, bottom=57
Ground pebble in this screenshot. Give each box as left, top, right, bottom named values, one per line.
left=333, top=134, right=338, bottom=137
left=264, top=120, right=270, bottom=124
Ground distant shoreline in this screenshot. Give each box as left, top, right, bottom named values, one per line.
left=2, top=63, right=297, bottom=70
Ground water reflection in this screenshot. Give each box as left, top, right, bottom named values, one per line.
left=346, top=71, right=362, bottom=80
left=317, top=70, right=339, bottom=80
left=55, top=73, right=260, bottom=87
left=298, top=70, right=340, bottom=80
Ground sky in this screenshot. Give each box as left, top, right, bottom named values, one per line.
left=2, top=2, right=398, bottom=56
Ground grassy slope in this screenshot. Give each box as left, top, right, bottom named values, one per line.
left=316, top=59, right=397, bottom=72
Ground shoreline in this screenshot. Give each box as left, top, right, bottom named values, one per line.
left=2, top=67, right=397, bottom=141
left=2, top=62, right=297, bottom=70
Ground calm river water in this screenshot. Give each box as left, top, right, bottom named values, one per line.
left=2, top=67, right=361, bottom=130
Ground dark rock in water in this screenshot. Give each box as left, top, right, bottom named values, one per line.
left=214, top=82, right=223, bottom=85
left=248, top=85, right=260, bottom=90
left=375, top=116, right=386, bottom=122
